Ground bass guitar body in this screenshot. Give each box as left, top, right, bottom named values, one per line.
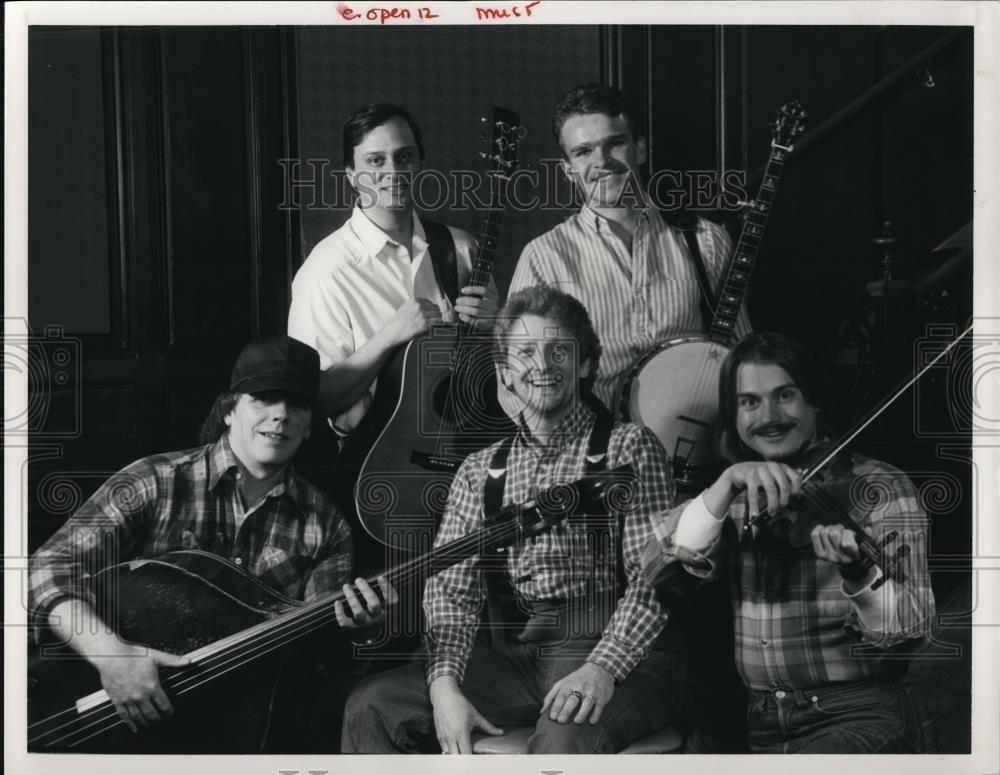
left=339, top=323, right=513, bottom=549
left=28, top=550, right=297, bottom=753
left=619, top=336, right=730, bottom=489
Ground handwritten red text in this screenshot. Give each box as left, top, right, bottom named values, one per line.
left=475, top=1, right=541, bottom=21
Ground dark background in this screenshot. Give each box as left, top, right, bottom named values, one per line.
left=23, top=24, right=974, bottom=750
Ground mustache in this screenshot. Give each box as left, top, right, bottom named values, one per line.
left=751, top=422, right=794, bottom=436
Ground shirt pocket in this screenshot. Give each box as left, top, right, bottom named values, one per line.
left=148, top=524, right=214, bottom=555
left=251, top=543, right=313, bottom=600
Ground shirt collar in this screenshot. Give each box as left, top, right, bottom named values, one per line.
left=516, top=402, right=595, bottom=452
left=350, top=206, right=424, bottom=258
left=208, top=436, right=309, bottom=517
left=578, top=198, right=653, bottom=234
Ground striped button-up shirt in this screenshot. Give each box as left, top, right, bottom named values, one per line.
left=423, top=404, right=676, bottom=685
left=28, top=437, right=353, bottom=634
left=642, top=451, right=934, bottom=690
left=511, top=205, right=750, bottom=412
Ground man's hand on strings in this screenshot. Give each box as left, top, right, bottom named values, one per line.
left=336, top=575, right=397, bottom=630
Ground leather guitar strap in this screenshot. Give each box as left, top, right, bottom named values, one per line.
left=483, top=437, right=514, bottom=647
left=421, top=218, right=459, bottom=306
left=480, top=408, right=617, bottom=645
left=663, top=210, right=716, bottom=332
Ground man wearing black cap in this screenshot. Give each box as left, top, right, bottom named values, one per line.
left=28, top=336, right=393, bottom=742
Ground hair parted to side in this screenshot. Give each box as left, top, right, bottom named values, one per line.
left=494, top=284, right=602, bottom=398
left=551, top=83, right=636, bottom=155
left=342, top=102, right=426, bottom=168
left=198, top=392, right=240, bottom=445
left=717, top=331, right=829, bottom=461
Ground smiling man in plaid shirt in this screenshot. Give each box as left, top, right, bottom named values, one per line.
left=642, top=332, right=934, bottom=753
left=28, top=336, right=394, bottom=743
left=343, top=285, right=686, bottom=754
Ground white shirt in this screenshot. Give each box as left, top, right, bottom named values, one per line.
left=288, top=207, right=477, bottom=432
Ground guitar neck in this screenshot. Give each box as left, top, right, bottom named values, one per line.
left=707, top=143, right=790, bottom=344
left=457, top=175, right=508, bottom=339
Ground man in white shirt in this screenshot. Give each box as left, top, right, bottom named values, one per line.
left=288, top=103, right=498, bottom=433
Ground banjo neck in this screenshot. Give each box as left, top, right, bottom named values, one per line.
left=708, top=101, right=805, bottom=345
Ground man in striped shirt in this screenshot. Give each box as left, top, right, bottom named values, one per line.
left=510, top=83, right=750, bottom=414
left=342, top=286, right=685, bottom=754
left=642, top=332, right=934, bottom=753
left=28, top=337, right=393, bottom=743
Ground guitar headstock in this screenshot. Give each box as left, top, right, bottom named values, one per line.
left=479, top=106, right=525, bottom=180
left=772, top=101, right=806, bottom=150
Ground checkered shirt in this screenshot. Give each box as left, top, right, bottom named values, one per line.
left=423, top=403, right=676, bottom=685
left=642, top=451, right=935, bottom=690
left=28, top=437, right=353, bottom=634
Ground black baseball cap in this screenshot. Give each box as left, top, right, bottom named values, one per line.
left=229, top=336, right=320, bottom=403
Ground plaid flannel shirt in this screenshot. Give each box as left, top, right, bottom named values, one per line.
left=423, top=404, right=676, bottom=685
left=28, top=437, right=353, bottom=635
left=642, top=451, right=935, bottom=690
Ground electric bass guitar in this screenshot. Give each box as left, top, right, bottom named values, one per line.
left=28, top=463, right=630, bottom=752
left=618, top=101, right=806, bottom=488
left=336, top=107, right=524, bottom=549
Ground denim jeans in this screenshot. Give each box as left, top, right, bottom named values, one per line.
left=746, top=680, right=924, bottom=753
left=341, top=636, right=685, bottom=754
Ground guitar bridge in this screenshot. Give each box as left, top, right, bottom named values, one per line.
left=410, top=451, right=463, bottom=474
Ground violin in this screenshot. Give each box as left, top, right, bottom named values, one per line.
left=747, top=442, right=910, bottom=591
left=745, top=323, right=972, bottom=590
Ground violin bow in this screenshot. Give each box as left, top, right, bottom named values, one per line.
left=797, top=323, right=974, bottom=488
left=746, top=323, right=973, bottom=531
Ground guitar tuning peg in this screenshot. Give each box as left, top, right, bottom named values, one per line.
left=478, top=151, right=490, bottom=160
left=480, top=116, right=489, bottom=124
left=480, top=132, right=490, bottom=143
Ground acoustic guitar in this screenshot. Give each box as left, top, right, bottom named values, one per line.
left=28, top=464, right=631, bottom=752
left=336, top=107, right=524, bottom=549
left=618, top=101, right=806, bottom=488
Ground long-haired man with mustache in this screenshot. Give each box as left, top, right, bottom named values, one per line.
left=288, top=103, right=498, bottom=434
left=642, top=332, right=934, bottom=753
left=509, top=83, right=750, bottom=414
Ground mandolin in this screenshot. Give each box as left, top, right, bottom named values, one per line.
left=335, top=107, right=524, bottom=549
left=619, top=101, right=806, bottom=489
left=28, top=463, right=631, bottom=752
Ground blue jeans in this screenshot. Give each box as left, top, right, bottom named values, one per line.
left=746, top=680, right=924, bottom=753
left=341, top=637, right=685, bottom=754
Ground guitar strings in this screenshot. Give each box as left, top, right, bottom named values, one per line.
left=29, top=514, right=527, bottom=748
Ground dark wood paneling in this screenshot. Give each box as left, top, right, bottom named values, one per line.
left=28, top=27, right=301, bottom=549
left=160, top=28, right=253, bottom=347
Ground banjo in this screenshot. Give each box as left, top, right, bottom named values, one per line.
left=618, top=101, right=806, bottom=488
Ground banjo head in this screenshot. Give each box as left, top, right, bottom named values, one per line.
left=622, top=338, right=730, bottom=480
